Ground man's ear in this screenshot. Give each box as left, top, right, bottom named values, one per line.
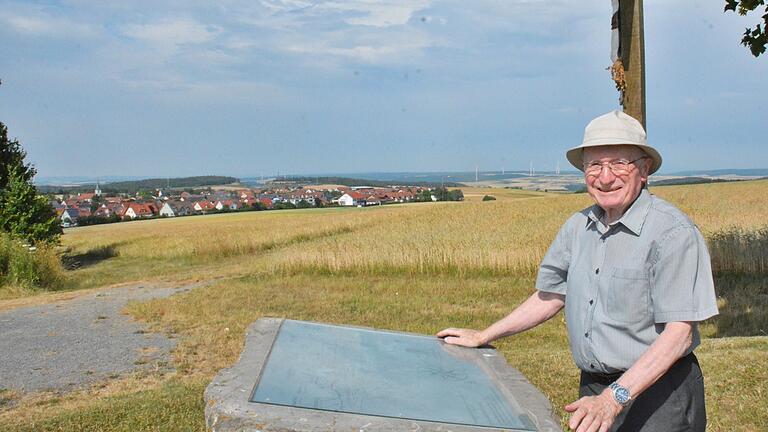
left=640, top=157, right=653, bottom=181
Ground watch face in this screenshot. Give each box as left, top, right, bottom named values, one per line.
left=610, top=382, right=631, bottom=405
left=615, top=387, right=630, bottom=404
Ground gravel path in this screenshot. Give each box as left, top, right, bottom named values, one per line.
left=0, top=282, right=202, bottom=394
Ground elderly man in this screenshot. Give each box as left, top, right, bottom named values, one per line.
left=438, top=111, right=718, bottom=432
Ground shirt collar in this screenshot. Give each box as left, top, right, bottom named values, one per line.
left=585, top=188, right=653, bottom=236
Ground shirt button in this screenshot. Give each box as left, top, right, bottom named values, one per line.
left=584, top=332, right=589, bottom=338
left=590, top=363, right=595, bottom=369
left=595, top=268, right=600, bottom=274
left=589, top=299, right=594, bottom=305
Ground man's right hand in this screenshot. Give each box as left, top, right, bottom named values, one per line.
left=435, top=328, right=487, bottom=348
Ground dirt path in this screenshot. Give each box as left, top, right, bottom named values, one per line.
left=0, top=281, right=205, bottom=394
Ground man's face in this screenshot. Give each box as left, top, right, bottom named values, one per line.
left=582, top=145, right=651, bottom=218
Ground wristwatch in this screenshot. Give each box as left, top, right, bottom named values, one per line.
left=608, top=382, right=632, bottom=407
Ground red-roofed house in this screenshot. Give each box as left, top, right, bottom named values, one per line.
left=258, top=197, right=274, bottom=209
left=338, top=191, right=367, bottom=206
left=193, top=200, right=216, bottom=212
left=215, top=200, right=239, bottom=211
left=238, top=190, right=255, bottom=200
left=76, top=193, right=96, bottom=202
left=94, top=204, right=113, bottom=217
left=122, top=203, right=157, bottom=219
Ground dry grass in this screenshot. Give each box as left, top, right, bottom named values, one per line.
left=0, top=370, right=182, bottom=426
left=697, top=336, right=768, bottom=430
left=126, top=273, right=766, bottom=431
left=124, top=274, right=579, bottom=419
left=62, top=207, right=376, bottom=261
left=54, top=206, right=415, bottom=290
left=0, top=378, right=207, bottom=432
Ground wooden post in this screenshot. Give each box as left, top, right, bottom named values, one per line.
left=619, top=0, right=646, bottom=129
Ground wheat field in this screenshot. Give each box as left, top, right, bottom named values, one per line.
left=59, top=180, right=768, bottom=281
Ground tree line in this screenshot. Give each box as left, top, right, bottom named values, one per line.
left=38, top=176, right=240, bottom=195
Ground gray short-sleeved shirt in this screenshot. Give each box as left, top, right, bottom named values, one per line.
left=536, top=189, right=719, bottom=373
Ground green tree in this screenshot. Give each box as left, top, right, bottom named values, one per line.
left=90, top=194, right=103, bottom=213
left=1, top=122, right=34, bottom=189
left=448, top=189, right=464, bottom=201
left=0, top=122, right=62, bottom=244
left=433, top=186, right=449, bottom=201
left=725, top=0, right=768, bottom=57
left=0, top=165, right=62, bottom=244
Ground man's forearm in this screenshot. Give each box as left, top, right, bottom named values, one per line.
left=478, top=291, right=565, bottom=345
left=615, top=321, right=693, bottom=398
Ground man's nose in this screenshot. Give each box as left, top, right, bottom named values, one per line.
left=597, top=164, right=616, bottom=184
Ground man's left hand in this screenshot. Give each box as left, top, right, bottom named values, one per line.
left=564, top=391, right=623, bottom=432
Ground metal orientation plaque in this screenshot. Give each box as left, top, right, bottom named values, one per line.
left=205, top=318, right=561, bottom=432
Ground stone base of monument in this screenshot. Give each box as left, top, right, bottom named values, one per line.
left=205, top=318, right=561, bottom=432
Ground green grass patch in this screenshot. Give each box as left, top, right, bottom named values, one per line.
left=697, top=337, right=768, bottom=431
left=702, top=274, right=768, bottom=337
left=0, top=233, right=64, bottom=297
left=0, top=379, right=206, bottom=432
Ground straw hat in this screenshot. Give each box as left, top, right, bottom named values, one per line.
left=566, top=110, right=662, bottom=174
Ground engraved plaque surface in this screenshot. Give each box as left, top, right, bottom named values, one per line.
left=250, top=320, right=536, bottom=430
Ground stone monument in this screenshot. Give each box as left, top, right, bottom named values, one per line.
left=205, top=318, right=561, bottom=431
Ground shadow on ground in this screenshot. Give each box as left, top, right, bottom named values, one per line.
left=706, top=274, right=768, bottom=337
left=705, top=227, right=768, bottom=337
left=62, top=245, right=119, bottom=270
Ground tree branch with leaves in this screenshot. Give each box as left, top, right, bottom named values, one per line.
left=725, top=0, right=768, bottom=57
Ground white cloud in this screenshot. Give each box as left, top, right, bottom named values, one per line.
left=319, top=0, right=432, bottom=27
left=284, top=39, right=426, bottom=63
left=121, top=18, right=219, bottom=48
left=258, top=0, right=432, bottom=27
left=242, top=0, right=440, bottom=64
left=1, top=13, right=95, bottom=37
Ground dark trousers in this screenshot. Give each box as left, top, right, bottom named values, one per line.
left=579, top=353, right=706, bottom=432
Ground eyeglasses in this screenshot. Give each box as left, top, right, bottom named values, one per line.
left=583, top=156, right=648, bottom=175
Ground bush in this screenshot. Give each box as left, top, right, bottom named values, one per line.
left=482, top=195, right=497, bottom=201
left=273, top=202, right=296, bottom=210
left=0, top=232, right=63, bottom=290
left=77, top=214, right=121, bottom=226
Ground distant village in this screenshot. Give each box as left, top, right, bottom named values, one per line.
left=50, top=183, right=462, bottom=227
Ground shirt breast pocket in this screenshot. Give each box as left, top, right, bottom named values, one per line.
left=604, top=267, right=651, bottom=324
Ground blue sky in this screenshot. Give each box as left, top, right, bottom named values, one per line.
left=0, top=0, right=765, bottom=178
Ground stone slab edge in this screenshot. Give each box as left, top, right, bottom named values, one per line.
left=204, top=317, right=562, bottom=432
